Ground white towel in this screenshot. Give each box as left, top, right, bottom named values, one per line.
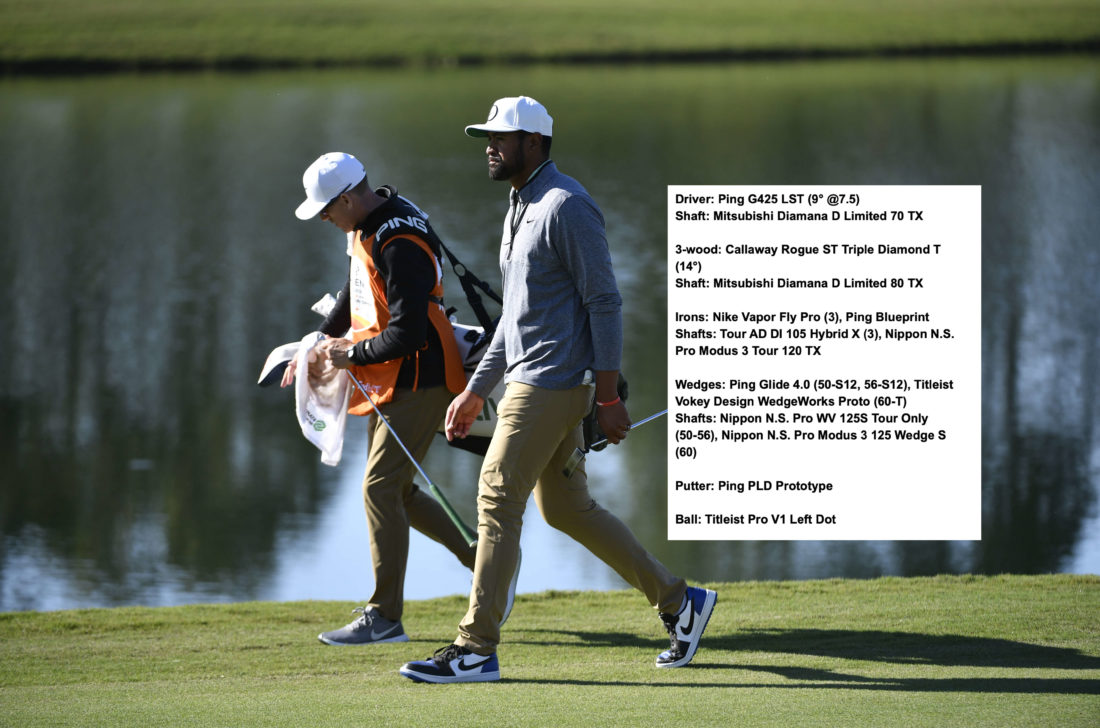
left=293, top=332, right=350, bottom=466
left=260, top=311, right=500, bottom=463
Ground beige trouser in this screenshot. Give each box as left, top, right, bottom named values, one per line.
left=364, top=385, right=476, bottom=621
left=455, top=381, right=686, bottom=655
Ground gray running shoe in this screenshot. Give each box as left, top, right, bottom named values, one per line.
left=318, top=606, right=409, bottom=646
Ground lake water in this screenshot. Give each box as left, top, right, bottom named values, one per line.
left=1, top=57, right=1098, bottom=612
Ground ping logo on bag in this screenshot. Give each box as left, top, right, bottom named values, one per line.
left=375, top=215, right=429, bottom=237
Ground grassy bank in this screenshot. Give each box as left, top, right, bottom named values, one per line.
left=1, top=575, right=1098, bottom=727
left=1, top=0, right=1099, bottom=73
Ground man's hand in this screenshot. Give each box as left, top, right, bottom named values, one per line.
left=593, top=369, right=630, bottom=444
left=596, top=400, right=632, bottom=445
left=279, top=358, right=298, bottom=388
left=322, top=337, right=356, bottom=370
left=446, top=390, right=485, bottom=441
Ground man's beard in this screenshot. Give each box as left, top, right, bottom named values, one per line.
left=489, top=145, right=525, bottom=181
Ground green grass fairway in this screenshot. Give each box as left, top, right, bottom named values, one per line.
left=1, top=575, right=1098, bottom=727
left=1, top=0, right=1098, bottom=72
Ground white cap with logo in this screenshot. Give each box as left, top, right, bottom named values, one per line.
left=294, top=152, right=367, bottom=220
left=465, top=96, right=553, bottom=138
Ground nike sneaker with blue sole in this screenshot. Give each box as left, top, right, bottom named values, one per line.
left=656, top=585, right=717, bottom=668
left=400, top=643, right=500, bottom=683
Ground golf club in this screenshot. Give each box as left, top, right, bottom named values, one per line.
left=562, top=408, right=668, bottom=477
left=345, top=369, right=477, bottom=544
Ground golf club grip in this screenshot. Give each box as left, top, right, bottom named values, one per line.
left=344, top=370, right=477, bottom=543
left=429, top=482, right=477, bottom=544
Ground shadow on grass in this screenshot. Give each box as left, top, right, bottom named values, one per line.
left=512, top=628, right=1100, bottom=694
left=501, top=673, right=1100, bottom=695
left=720, top=629, right=1100, bottom=670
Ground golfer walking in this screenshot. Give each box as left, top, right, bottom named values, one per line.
left=400, top=97, right=716, bottom=683
left=289, top=153, right=478, bottom=645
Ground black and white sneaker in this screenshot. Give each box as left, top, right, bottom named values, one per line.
left=399, top=644, right=500, bottom=683
left=318, top=606, right=409, bottom=646
left=656, top=585, right=717, bottom=668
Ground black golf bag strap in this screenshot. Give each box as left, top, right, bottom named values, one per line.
left=438, top=240, right=502, bottom=334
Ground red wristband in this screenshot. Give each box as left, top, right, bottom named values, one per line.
left=596, top=396, right=620, bottom=407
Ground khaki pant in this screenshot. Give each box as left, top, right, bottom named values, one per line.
left=456, top=382, right=685, bottom=654
left=363, top=386, right=476, bottom=621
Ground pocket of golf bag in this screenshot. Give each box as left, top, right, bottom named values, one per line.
left=445, top=323, right=504, bottom=456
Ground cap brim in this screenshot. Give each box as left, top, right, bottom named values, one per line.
left=295, top=197, right=327, bottom=220
left=465, top=123, right=522, bottom=137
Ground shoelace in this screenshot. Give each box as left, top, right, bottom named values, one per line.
left=349, top=606, right=375, bottom=631
left=433, top=643, right=466, bottom=664
left=660, top=612, right=678, bottom=632
left=660, top=612, right=682, bottom=651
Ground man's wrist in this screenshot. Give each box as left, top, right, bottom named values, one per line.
left=593, top=369, right=621, bottom=405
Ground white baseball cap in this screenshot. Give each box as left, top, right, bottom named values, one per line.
left=294, top=152, right=367, bottom=220
left=465, top=96, right=553, bottom=138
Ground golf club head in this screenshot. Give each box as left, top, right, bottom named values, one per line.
left=562, top=447, right=586, bottom=478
